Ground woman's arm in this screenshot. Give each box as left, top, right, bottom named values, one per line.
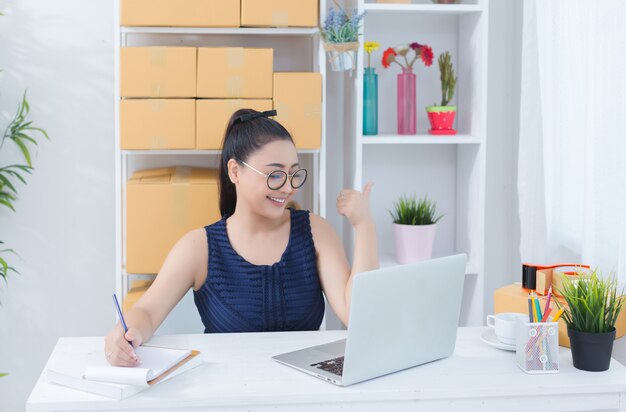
left=310, top=182, right=378, bottom=326
left=104, top=227, right=207, bottom=366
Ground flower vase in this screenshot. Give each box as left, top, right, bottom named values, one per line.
left=397, top=67, right=416, bottom=135
left=363, top=67, right=378, bottom=135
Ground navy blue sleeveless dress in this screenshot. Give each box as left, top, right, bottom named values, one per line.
left=193, top=209, right=325, bottom=333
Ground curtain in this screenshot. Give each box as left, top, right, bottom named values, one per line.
left=518, top=0, right=626, bottom=280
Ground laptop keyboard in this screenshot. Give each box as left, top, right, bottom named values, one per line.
left=310, top=356, right=344, bottom=376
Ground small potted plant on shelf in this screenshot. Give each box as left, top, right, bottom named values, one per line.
left=556, top=269, right=625, bottom=372
left=427, top=51, right=457, bottom=135
left=321, top=6, right=365, bottom=73
left=388, top=194, right=442, bottom=264
left=382, top=42, right=433, bottom=135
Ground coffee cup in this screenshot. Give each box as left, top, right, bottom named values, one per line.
left=486, top=312, right=527, bottom=345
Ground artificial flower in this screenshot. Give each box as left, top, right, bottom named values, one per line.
left=364, top=41, right=381, bottom=68
left=395, top=44, right=410, bottom=57
left=420, top=45, right=434, bottom=67
left=409, top=42, right=422, bottom=50
left=363, top=41, right=380, bottom=54
left=382, top=47, right=397, bottom=68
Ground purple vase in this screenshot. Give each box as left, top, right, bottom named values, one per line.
left=397, top=67, right=416, bottom=135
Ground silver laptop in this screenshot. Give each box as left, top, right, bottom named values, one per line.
left=272, top=254, right=467, bottom=386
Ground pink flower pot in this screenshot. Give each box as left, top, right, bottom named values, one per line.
left=392, top=223, right=437, bottom=264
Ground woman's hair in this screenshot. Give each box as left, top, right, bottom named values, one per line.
left=218, top=109, right=294, bottom=218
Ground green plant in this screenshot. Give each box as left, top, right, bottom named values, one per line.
left=556, top=269, right=625, bottom=334
left=438, top=51, right=457, bottom=107
left=0, top=91, right=49, bottom=286
left=321, top=6, right=365, bottom=44
left=388, top=195, right=443, bottom=226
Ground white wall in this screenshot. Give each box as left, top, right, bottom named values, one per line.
left=0, top=1, right=522, bottom=410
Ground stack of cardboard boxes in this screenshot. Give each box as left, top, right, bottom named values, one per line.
left=120, top=1, right=322, bottom=305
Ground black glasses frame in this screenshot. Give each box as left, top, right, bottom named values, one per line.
left=236, top=158, right=308, bottom=190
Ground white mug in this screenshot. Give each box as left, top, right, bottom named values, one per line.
left=486, top=312, right=527, bottom=345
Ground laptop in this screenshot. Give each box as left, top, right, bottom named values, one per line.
left=272, top=253, right=467, bottom=386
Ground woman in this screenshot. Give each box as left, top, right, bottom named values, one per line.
left=105, top=109, right=378, bottom=366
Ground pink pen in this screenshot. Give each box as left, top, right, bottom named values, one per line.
left=544, top=287, right=552, bottom=315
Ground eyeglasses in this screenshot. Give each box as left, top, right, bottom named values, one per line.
left=236, top=158, right=308, bottom=190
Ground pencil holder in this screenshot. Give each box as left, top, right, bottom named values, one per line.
left=515, top=320, right=559, bottom=374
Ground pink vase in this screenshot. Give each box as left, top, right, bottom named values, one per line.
left=392, top=223, right=437, bottom=264
left=397, top=67, right=416, bottom=135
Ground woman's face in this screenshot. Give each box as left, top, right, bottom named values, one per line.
left=233, top=139, right=302, bottom=219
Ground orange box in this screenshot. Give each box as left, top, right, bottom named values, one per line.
left=123, top=279, right=153, bottom=312
left=197, top=48, right=273, bottom=99
left=121, top=99, right=195, bottom=149
left=126, top=167, right=220, bottom=274
left=196, top=99, right=272, bottom=149
left=494, top=283, right=626, bottom=347
left=273, top=72, right=322, bottom=149
left=121, top=47, right=197, bottom=98
left=241, top=0, right=318, bottom=27
left=121, top=0, right=239, bottom=27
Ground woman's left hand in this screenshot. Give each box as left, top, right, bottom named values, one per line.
left=336, top=182, right=374, bottom=228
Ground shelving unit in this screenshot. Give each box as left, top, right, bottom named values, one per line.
left=345, top=0, right=489, bottom=326
left=113, top=1, right=328, bottom=333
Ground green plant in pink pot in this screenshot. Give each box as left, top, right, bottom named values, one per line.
left=426, top=51, right=457, bottom=135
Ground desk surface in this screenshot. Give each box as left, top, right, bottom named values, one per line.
left=27, top=327, right=626, bottom=412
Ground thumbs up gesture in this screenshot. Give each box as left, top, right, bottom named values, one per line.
left=336, top=182, right=374, bottom=228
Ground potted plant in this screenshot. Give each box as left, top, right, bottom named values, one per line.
left=556, top=269, right=625, bottom=372
left=388, top=194, right=442, bottom=264
left=427, top=51, right=457, bottom=135
left=382, top=42, right=433, bottom=135
left=321, top=6, right=365, bottom=72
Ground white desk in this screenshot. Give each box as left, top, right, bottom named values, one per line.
left=27, top=327, right=626, bottom=412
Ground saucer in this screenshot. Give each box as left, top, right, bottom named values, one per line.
left=480, top=328, right=516, bottom=351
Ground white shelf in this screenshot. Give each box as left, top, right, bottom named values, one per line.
left=121, top=27, right=319, bottom=36
left=360, top=134, right=482, bottom=144
left=121, top=149, right=321, bottom=155
left=363, top=3, right=483, bottom=14
left=379, top=253, right=478, bottom=275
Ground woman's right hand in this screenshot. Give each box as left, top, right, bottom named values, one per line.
left=104, top=324, right=142, bottom=366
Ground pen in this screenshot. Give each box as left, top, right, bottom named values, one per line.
left=544, top=287, right=552, bottom=314
left=527, top=296, right=534, bottom=322
left=533, top=293, right=543, bottom=322
left=112, top=294, right=133, bottom=347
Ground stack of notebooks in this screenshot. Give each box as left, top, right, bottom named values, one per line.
left=46, top=345, right=202, bottom=400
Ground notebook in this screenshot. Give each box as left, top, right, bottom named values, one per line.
left=46, top=345, right=202, bottom=400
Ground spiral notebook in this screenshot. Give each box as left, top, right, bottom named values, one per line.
left=46, top=345, right=202, bottom=400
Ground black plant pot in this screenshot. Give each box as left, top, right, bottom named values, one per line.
left=567, top=327, right=616, bottom=372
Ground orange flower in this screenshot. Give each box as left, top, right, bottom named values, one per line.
left=382, top=47, right=397, bottom=68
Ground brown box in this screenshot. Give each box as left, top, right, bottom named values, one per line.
left=241, top=0, right=318, bottom=28
left=126, top=167, right=220, bottom=274
left=121, top=0, right=239, bottom=27
left=121, top=47, right=197, bottom=98
left=273, top=72, right=322, bottom=149
left=123, top=279, right=154, bottom=312
left=196, top=48, right=273, bottom=99
left=121, top=99, right=195, bottom=149
left=494, top=283, right=626, bottom=347
left=196, top=99, right=272, bottom=149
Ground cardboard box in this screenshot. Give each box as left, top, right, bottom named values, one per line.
left=126, top=167, right=220, bottom=274
left=121, top=0, right=239, bottom=27
left=273, top=72, right=322, bottom=149
left=196, top=99, right=272, bottom=149
left=494, top=283, right=626, bottom=347
left=121, top=47, right=197, bottom=98
left=121, top=99, right=195, bottom=149
left=196, top=48, right=273, bottom=99
left=123, top=279, right=154, bottom=312
left=241, top=0, right=318, bottom=28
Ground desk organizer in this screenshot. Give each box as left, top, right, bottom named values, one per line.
left=516, top=321, right=559, bottom=374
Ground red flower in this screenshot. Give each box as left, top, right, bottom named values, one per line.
left=420, top=45, right=434, bottom=67
left=382, top=47, right=397, bottom=68
left=409, top=42, right=422, bottom=50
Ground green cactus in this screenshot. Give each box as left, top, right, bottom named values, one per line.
left=438, top=51, right=457, bottom=107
